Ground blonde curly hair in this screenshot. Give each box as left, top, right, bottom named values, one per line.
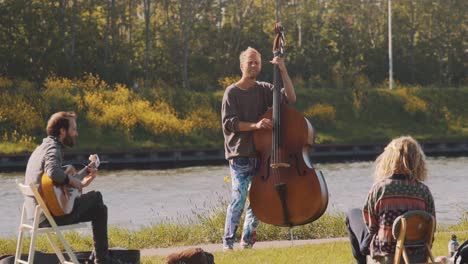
left=373, top=136, right=427, bottom=182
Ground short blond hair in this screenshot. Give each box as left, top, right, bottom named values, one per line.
left=239, top=47, right=261, bottom=65
left=373, top=136, right=427, bottom=182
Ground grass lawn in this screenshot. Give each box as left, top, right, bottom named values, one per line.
left=139, top=231, right=468, bottom=264
left=2, top=208, right=466, bottom=263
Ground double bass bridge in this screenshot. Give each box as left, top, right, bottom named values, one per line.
left=270, top=162, right=290, bottom=169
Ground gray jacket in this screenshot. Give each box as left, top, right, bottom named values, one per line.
left=24, top=136, right=69, bottom=220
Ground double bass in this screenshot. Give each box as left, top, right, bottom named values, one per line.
left=249, top=23, right=329, bottom=227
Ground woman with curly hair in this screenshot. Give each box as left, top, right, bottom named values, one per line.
left=346, top=136, right=435, bottom=264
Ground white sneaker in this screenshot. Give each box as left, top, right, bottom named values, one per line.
left=222, top=245, right=233, bottom=252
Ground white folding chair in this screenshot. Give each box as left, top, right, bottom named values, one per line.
left=15, top=180, right=87, bottom=264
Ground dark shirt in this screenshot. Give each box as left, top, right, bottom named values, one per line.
left=221, top=81, right=277, bottom=160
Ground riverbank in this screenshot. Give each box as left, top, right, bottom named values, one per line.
left=1, top=141, right=467, bottom=172
left=2, top=158, right=467, bottom=239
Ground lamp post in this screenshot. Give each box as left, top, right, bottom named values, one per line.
left=388, top=0, right=394, bottom=89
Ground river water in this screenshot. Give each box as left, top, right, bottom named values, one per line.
left=1, top=157, right=467, bottom=237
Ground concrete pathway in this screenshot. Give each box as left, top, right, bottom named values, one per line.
left=140, top=237, right=348, bottom=257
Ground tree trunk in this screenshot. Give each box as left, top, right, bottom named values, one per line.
left=70, top=0, right=77, bottom=76
left=144, top=0, right=151, bottom=86
left=409, top=1, right=416, bottom=84
left=128, top=0, right=133, bottom=84
left=104, top=0, right=111, bottom=71
left=111, top=0, right=116, bottom=59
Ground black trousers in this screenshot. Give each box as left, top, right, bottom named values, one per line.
left=346, top=208, right=372, bottom=264
left=41, top=191, right=109, bottom=263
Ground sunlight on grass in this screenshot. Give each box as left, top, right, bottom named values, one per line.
left=2, top=188, right=467, bottom=263
left=213, top=242, right=354, bottom=264
left=139, top=230, right=468, bottom=264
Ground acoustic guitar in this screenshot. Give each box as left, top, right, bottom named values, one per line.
left=40, top=154, right=100, bottom=216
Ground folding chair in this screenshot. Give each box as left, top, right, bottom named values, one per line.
left=392, top=210, right=436, bottom=264
left=15, top=180, right=87, bottom=264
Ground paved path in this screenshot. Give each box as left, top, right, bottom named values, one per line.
left=140, top=237, right=348, bottom=257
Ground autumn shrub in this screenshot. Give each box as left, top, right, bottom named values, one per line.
left=393, top=86, right=428, bottom=115
left=0, top=76, right=13, bottom=89
left=0, top=91, right=43, bottom=135
left=84, top=84, right=183, bottom=136
left=218, top=76, right=240, bottom=90
left=43, top=76, right=82, bottom=113
left=303, top=104, right=336, bottom=128
left=0, top=79, right=43, bottom=152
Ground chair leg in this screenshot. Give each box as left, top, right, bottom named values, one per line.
left=45, top=233, right=67, bottom=263
left=394, top=240, right=402, bottom=264
left=14, top=228, right=24, bottom=264
left=27, top=207, right=46, bottom=264
left=54, top=230, right=80, bottom=264
left=402, top=249, right=411, bottom=264
left=15, top=205, right=28, bottom=264
left=27, top=231, right=37, bottom=264
left=426, top=244, right=435, bottom=263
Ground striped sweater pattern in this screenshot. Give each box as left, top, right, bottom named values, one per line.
left=362, top=174, right=435, bottom=257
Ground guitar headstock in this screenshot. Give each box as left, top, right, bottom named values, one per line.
left=88, top=154, right=100, bottom=169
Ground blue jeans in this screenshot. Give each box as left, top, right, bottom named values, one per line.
left=223, top=157, right=259, bottom=248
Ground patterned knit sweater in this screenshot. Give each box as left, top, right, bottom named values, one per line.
left=362, top=174, right=435, bottom=257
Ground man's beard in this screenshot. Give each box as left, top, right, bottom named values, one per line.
left=63, top=133, right=75, bottom=147
left=247, top=71, right=258, bottom=80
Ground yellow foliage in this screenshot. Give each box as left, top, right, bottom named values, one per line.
left=185, top=107, right=220, bottom=131
left=84, top=84, right=186, bottom=135
left=353, top=74, right=371, bottom=89
left=441, top=106, right=452, bottom=123
left=0, top=92, right=43, bottom=133
left=43, top=76, right=81, bottom=111
left=2, top=130, right=36, bottom=145
left=218, top=76, right=240, bottom=89
left=394, top=88, right=427, bottom=114
left=44, top=76, right=74, bottom=90
left=304, top=104, right=336, bottom=122
left=352, top=89, right=365, bottom=111
left=0, top=76, right=13, bottom=89
left=78, top=73, right=109, bottom=92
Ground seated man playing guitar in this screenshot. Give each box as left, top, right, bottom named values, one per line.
left=24, top=111, right=116, bottom=264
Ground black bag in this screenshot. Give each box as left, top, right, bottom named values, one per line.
left=455, top=240, right=468, bottom=264
left=0, top=251, right=60, bottom=264
left=0, top=255, right=15, bottom=264
left=77, top=248, right=141, bottom=264
left=0, top=248, right=140, bottom=264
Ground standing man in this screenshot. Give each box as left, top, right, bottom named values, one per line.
left=24, top=111, right=116, bottom=264
left=221, top=47, right=296, bottom=251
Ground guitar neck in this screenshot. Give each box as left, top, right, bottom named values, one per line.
left=74, top=161, right=96, bottom=181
